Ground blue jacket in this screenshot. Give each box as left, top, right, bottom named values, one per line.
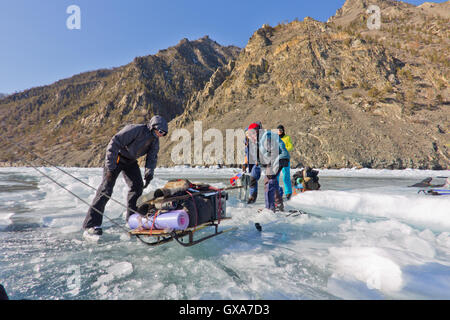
left=259, top=130, right=290, bottom=165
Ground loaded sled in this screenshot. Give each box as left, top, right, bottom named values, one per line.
left=417, top=188, right=450, bottom=196
left=129, top=179, right=237, bottom=247
left=411, top=177, right=450, bottom=196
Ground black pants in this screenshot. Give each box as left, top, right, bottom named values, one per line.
left=82, top=161, right=143, bottom=229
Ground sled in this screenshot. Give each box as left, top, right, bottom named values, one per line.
left=418, top=189, right=450, bottom=196
left=409, top=177, right=448, bottom=188
left=130, top=179, right=242, bottom=247
left=129, top=217, right=237, bottom=247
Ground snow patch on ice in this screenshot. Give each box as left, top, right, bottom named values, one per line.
left=329, top=246, right=403, bottom=293
left=325, top=219, right=450, bottom=298
left=291, top=190, right=450, bottom=231
left=0, top=212, right=14, bottom=224
left=0, top=212, right=14, bottom=220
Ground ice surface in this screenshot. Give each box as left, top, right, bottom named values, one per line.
left=290, top=189, right=450, bottom=231
left=0, top=166, right=449, bottom=300
left=92, top=261, right=133, bottom=288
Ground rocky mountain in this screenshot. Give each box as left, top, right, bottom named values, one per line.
left=0, top=36, right=240, bottom=166
left=160, top=0, right=449, bottom=169
left=1, top=0, right=448, bottom=169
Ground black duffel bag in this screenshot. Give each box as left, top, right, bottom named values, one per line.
left=180, top=190, right=227, bottom=227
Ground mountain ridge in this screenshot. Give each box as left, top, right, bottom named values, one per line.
left=1, top=0, right=448, bottom=169
left=161, top=1, right=449, bottom=169
left=0, top=36, right=240, bottom=167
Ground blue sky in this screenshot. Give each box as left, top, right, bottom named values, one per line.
left=0, top=0, right=445, bottom=93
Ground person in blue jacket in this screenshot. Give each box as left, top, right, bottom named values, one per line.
left=259, top=129, right=290, bottom=212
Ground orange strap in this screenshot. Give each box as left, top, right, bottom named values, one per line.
left=116, top=155, right=120, bottom=164
left=149, top=210, right=160, bottom=236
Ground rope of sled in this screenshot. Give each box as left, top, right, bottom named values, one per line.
left=3, top=137, right=242, bottom=246
left=1, top=146, right=131, bottom=234
left=1, top=137, right=169, bottom=245
left=2, top=137, right=143, bottom=218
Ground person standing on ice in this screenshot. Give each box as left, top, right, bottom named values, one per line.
left=259, top=129, right=290, bottom=212
left=82, top=115, right=168, bottom=239
left=276, top=125, right=293, bottom=200
left=243, top=122, right=262, bottom=204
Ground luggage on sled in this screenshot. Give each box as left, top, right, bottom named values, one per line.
left=129, top=179, right=236, bottom=247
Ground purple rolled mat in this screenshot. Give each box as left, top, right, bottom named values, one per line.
left=128, top=210, right=189, bottom=230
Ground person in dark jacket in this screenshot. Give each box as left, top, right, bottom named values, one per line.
left=243, top=122, right=262, bottom=204
left=82, top=115, right=168, bottom=239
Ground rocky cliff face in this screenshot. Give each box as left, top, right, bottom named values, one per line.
left=160, top=0, right=449, bottom=169
left=1, top=0, right=448, bottom=169
left=0, top=36, right=240, bottom=167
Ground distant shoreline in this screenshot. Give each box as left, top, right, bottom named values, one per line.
left=1, top=164, right=449, bottom=174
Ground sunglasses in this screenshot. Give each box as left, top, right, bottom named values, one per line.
left=157, top=129, right=167, bottom=136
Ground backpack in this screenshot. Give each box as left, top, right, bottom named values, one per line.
left=136, top=179, right=227, bottom=228
left=292, top=167, right=320, bottom=191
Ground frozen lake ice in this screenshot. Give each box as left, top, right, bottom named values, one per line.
left=0, top=166, right=449, bottom=300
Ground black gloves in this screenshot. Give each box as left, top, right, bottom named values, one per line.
left=144, top=171, right=153, bottom=189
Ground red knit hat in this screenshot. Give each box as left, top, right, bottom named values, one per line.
left=248, top=123, right=260, bottom=130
